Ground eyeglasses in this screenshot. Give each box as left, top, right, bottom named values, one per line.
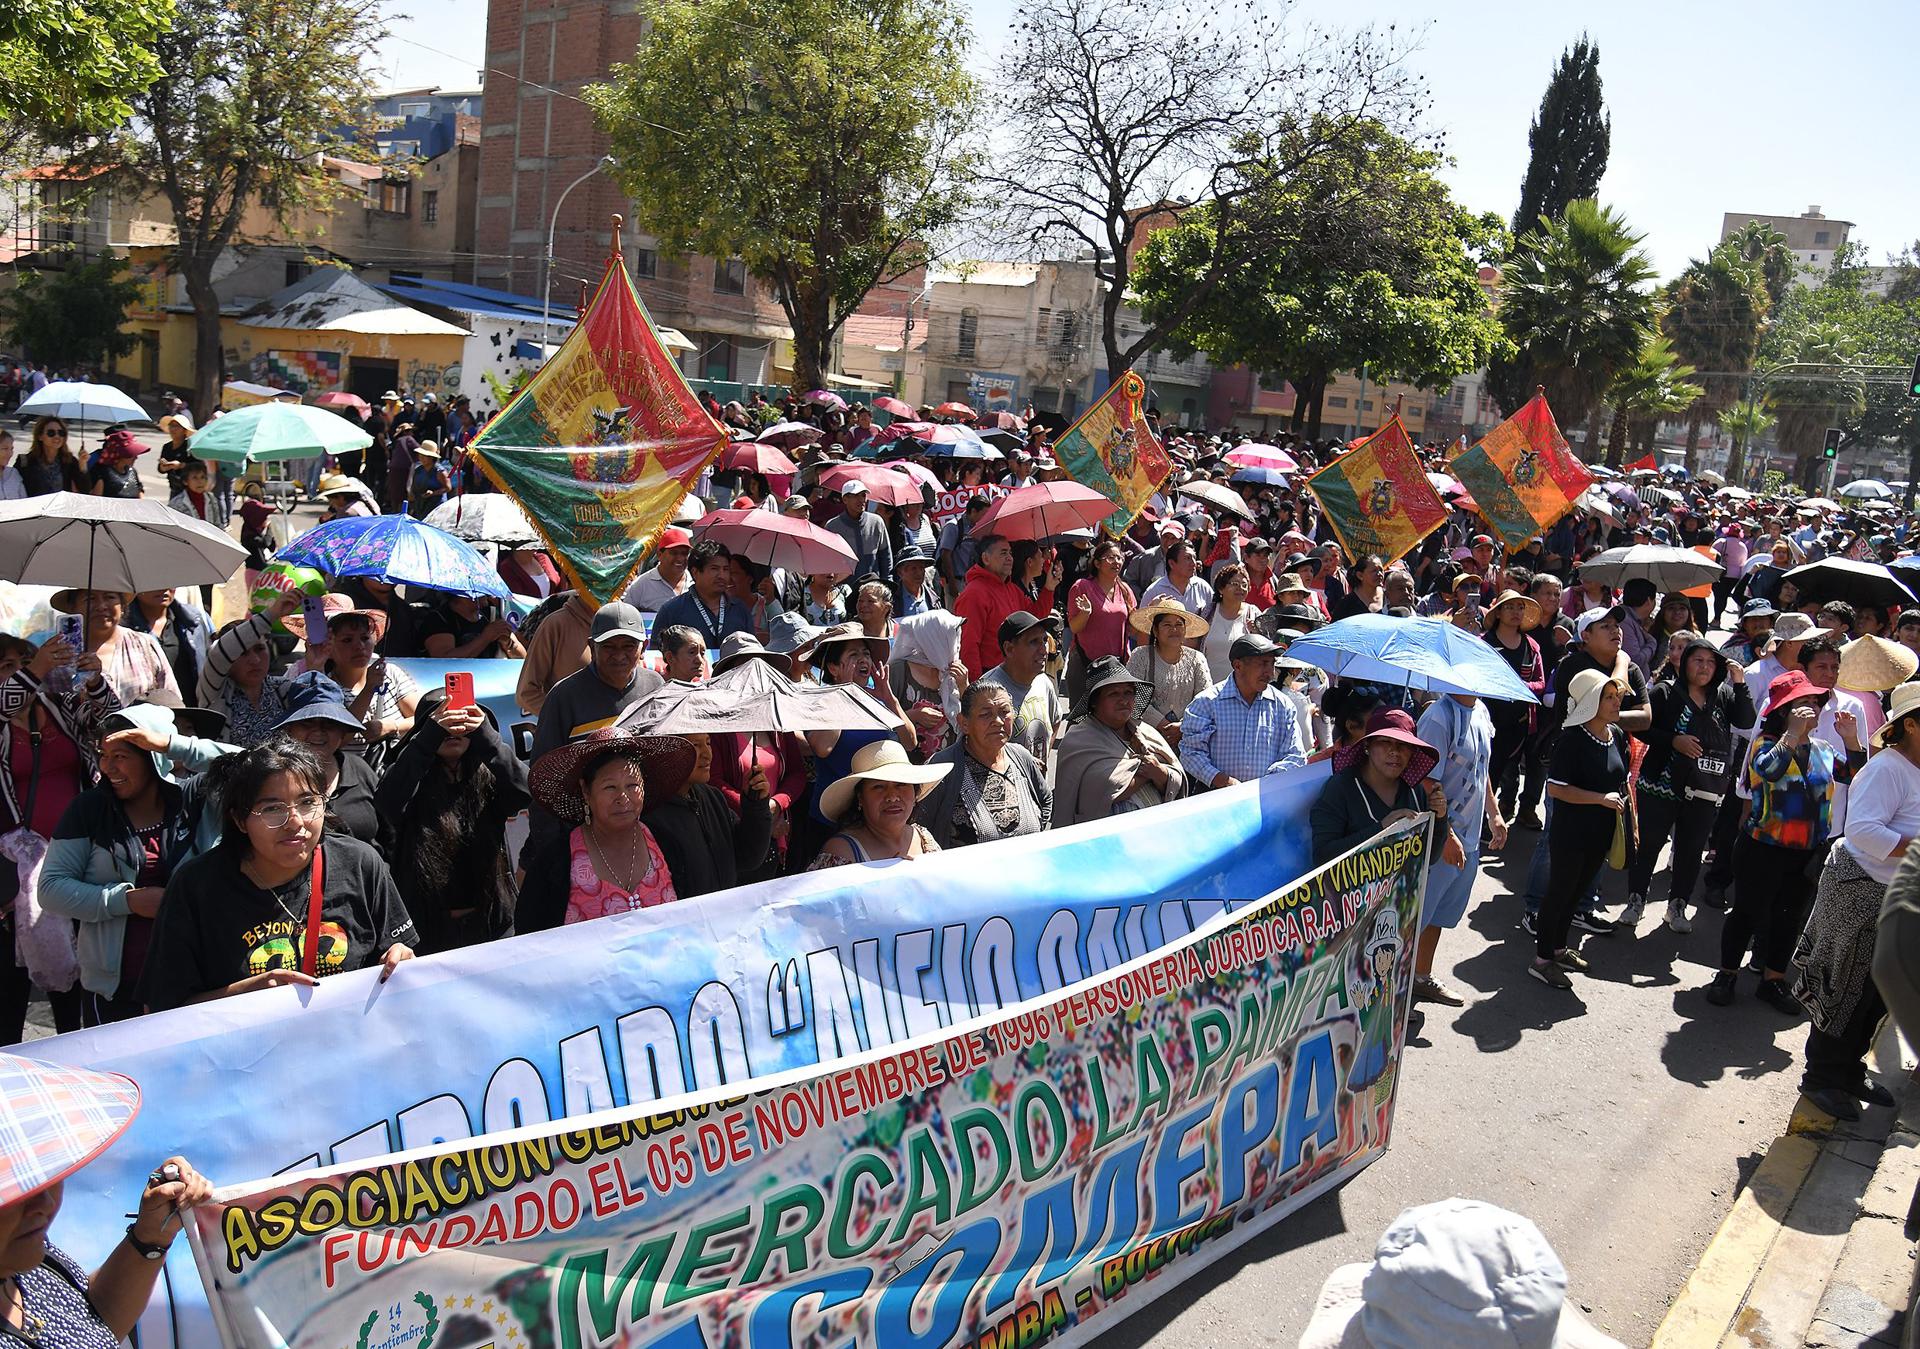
left=247, top=795, right=326, bottom=829
left=42, top=428, right=66, bottom=438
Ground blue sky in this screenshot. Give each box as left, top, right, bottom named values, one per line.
left=377, top=0, right=1918, bottom=279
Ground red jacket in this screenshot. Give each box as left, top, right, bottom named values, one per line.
left=953, top=565, right=1052, bottom=677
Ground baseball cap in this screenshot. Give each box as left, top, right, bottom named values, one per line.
left=1158, top=520, right=1187, bottom=541
left=657, top=526, right=692, bottom=550
left=589, top=602, right=649, bottom=643
left=781, top=493, right=810, bottom=513
left=998, top=610, right=1062, bottom=646
left=1230, top=632, right=1280, bottom=661
left=1470, top=534, right=1495, bottom=548
left=840, top=480, right=868, bottom=496
left=1575, top=605, right=1626, bottom=638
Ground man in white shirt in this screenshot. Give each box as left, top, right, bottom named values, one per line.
left=1139, top=541, right=1214, bottom=616
left=620, top=527, right=693, bottom=612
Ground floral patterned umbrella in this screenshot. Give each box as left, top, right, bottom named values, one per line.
left=275, top=515, right=511, bottom=599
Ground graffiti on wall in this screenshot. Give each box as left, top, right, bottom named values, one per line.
left=246, top=349, right=342, bottom=395
left=402, top=359, right=462, bottom=401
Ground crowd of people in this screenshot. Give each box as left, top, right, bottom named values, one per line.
left=6, top=388, right=1920, bottom=1136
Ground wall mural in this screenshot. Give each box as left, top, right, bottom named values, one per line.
left=246, top=349, right=343, bottom=395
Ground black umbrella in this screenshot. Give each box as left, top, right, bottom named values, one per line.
left=1782, top=558, right=1917, bottom=611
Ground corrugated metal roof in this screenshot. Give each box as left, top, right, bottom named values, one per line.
left=382, top=275, right=577, bottom=323
left=239, top=268, right=469, bottom=336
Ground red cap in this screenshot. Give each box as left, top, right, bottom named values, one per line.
left=1763, top=669, right=1830, bottom=717
left=658, top=526, right=693, bottom=549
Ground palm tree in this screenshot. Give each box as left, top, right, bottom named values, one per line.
left=1764, top=321, right=1865, bottom=488
left=1661, top=246, right=1765, bottom=472
left=1605, top=333, right=1702, bottom=462
left=1717, top=401, right=1775, bottom=486
left=1723, top=220, right=1797, bottom=312
left=1496, top=199, right=1658, bottom=460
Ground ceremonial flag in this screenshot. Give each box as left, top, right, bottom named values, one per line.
left=1052, top=369, right=1173, bottom=534
left=1304, top=415, right=1447, bottom=563
left=1624, top=452, right=1657, bottom=473
left=1449, top=390, right=1596, bottom=551
left=468, top=245, right=726, bottom=605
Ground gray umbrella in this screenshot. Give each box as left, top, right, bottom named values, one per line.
left=0, top=491, right=247, bottom=593
left=617, top=660, right=902, bottom=735
left=1577, top=545, right=1722, bottom=592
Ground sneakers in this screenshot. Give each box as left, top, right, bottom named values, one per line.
left=1413, top=975, right=1468, bottom=1007
left=1528, top=959, right=1574, bottom=991
left=1553, top=947, right=1591, bottom=972
left=1620, top=895, right=1647, bottom=929
left=1857, top=1079, right=1897, bottom=1108
left=1520, top=910, right=1539, bottom=937
left=1516, top=809, right=1544, bottom=832
left=1704, top=970, right=1738, bottom=1006
left=1756, top=978, right=1803, bottom=1016
left=1803, top=1086, right=1862, bottom=1121
left=1665, top=900, right=1693, bottom=935
left=1570, top=911, right=1616, bottom=936
left=1702, top=886, right=1730, bottom=912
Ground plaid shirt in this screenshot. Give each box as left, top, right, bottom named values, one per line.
left=1179, top=676, right=1307, bottom=785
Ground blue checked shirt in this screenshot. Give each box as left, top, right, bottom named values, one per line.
left=1178, top=676, right=1307, bottom=785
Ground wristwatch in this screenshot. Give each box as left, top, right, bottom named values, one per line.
left=124, top=1223, right=169, bottom=1261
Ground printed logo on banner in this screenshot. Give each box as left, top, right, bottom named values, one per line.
left=356, top=1292, right=438, bottom=1349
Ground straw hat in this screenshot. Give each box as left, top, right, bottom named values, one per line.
left=1484, top=590, right=1541, bottom=630
left=49, top=587, right=132, bottom=614
left=1127, top=597, right=1210, bottom=641
left=808, top=621, right=889, bottom=668
left=0, top=1053, right=142, bottom=1208
left=316, top=472, right=364, bottom=497
left=414, top=440, right=442, bottom=459
left=1562, top=667, right=1625, bottom=727
left=1873, top=683, right=1920, bottom=748
left=1329, top=708, right=1439, bottom=785
left=529, top=727, right=696, bottom=824
left=283, top=592, right=389, bottom=645
left=817, top=738, right=949, bottom=822
left=1838, top=635, right=1918, bottom=693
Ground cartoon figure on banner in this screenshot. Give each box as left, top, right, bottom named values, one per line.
left=1347, top=908, right=1405, bottom=1146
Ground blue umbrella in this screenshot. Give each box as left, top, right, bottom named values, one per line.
left=1281, top=614, right=1539, bottom=702
left=1230, top=466, right=1290, bottom=487
left=275, top=515, right=511, bottom=599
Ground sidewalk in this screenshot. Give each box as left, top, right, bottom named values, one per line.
left=1652, top=1084, right=1919, bottom=1349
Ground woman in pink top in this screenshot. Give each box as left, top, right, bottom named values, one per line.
left=1065, top=538, right=1136, bottom=703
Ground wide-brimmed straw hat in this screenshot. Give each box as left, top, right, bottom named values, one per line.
left=1484, top=590, right=1541, bottom=630
left=529, top=727, right=697, bottom=824
left=0, top=1053, right=141, bottom=1208
left=413, top=440, right=442, bottom=459
left=713, top=631, right=789, bottom=675
left=1127, top=597, right=1210, bottom=640
left=817, top=738, right=949, bottom=822
left=1562, top=667, right=1625, bottom=726
left=808, top=621, right=888, bottom=668
left=283, top=593, right=389, bottom=644
left=49, top=587, right=132, bottom=614
left=1329, top=708, right=1438, bottom=785
left=1839, top=634, right=1918, bottom=693
left=1874, top=683, right=1920, bottom=748
left=1298, top=1199, right=1623, bottom=1349
left=1069, top=654, right=1153, bottom=722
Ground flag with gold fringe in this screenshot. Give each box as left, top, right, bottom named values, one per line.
left=468, top=237, right=726, bottom=606
left=1304, top=415, right=1447, bottom=563
left=1448, top=389, right=1594, bottom=551
left=1052, top=369, right=1173, bottom=534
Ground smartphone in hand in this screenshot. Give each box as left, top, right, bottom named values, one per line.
left=444, top=671, right=476, bottom=711
left=302, top=596, right=330, bottom=642
left=56, top=613, right=84, bottom=649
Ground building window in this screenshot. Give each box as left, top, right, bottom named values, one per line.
left=396, top=101, right=430, bottom=117
left=714, top=258, right=746, bottom=294
left=1327, top=396, right=1348, bottom=409
left=422, top=190, right=438, bottom=223
left=375, top=179, right=411, bottom=215
left=1814, top=230, right=1831, bottom=245
left=633, top=247, right=657, bottom=279
left=1052, top=311, right=1076, bottom=358
left=956, top=308, right=977, bottom=359
left=285, top=260, right=313, bottom=287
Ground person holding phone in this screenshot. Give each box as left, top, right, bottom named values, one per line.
left=49, top=590, right=176, bottom=709
left=1054, top=656, right=1184, bottom=826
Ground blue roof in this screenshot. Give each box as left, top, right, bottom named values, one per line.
left=379, top=275, right=576, bottom=326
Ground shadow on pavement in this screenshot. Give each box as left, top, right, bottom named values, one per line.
left=1659, top=982, right=1797, bottom=1085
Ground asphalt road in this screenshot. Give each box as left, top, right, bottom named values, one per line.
left=1115, top=830, right=1810, bottom=1349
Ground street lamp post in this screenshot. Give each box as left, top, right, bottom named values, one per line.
left=540, top=154, right=617, bottom=343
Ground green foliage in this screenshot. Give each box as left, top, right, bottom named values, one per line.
left=1492, top=199, right=1657, bottom=436
left=1604, top=333, right=1701, bottom=461
left=1512, top=38, right=1610, bottom=237
left=1131, top=119, right=1506, bottom=436
left=0, top=0, right=173, bottom=141
left=588, top=0, right=976, bottom=394
left=0, top=254, right=143, bottom=370
left=1660, top=243, right=1768, bottom=465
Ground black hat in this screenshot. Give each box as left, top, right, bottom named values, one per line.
left=1230, top=632, right=1281, bottom=661
left=895, top=545, right=935, bottom=569
left=998, top=609, right=1062, bottom=648
left=1067, top=655, right=1151, bottom=721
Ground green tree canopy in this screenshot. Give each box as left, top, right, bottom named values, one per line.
left=1130, top=119, right=1506, bottom=439
left=588, top=0, right=976, bottom=395
left=1604, top=333, right=1701, bottom=462
left=1660, top=245, right=1768, bottom=469
left=0, top=0, right=173, bottom=143
left=1511, top=38, right=1610, bottom=237
left=0, top=254, right=142, bottom=370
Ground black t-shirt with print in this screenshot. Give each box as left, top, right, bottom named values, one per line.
left=139, top=834, right=417, bottom=1011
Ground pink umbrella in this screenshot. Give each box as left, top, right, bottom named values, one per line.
left=871, top=420, right=933, bottom=444
left=695, top=509, right=857, bottom=575
left=720, top=442, right=798, bottom=475
left=804, top=389, right=848, bottom=412
left=314, top=391, right=370, bottom=416
left=1425, top=471, right=1461, bottom=495
left=882, top=459, right=942, bottom=493
left=984, top=409, right=1026, bottom=431
left=934, top=401, right=976, bottom=420
left=874, top=395, right=915, bottom=418
left=1225, top=444, right=1300, bottom=472
left=819, top=463, right=921, bottom=507
left=971, top=482, right=1117, bottom=540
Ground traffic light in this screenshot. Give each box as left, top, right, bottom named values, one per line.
left=1910, top=352, right=1920, bottom=397
left=1823, top=427, right=1843, bottom=460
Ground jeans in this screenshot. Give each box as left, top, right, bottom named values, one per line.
left=1524, top=798, right=1601, bottom=917
left=1489, top=705, right=1532, bottom=819
left=1537, top=833, right=1613, bottom=960
left=1628, top=790, right=1718, bottom=904
left=1722, top=835, right=1816, bottom=973
left=1801, top=982, right=1887, bottom=1094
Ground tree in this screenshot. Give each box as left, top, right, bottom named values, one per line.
left=1493, top=199, right=1657, bottom=461
left=1763, top=319, right=1864, bottom=488
left=100, top=0, right=382, bottom=419
left=1660, top=246, right=1766, bottom=471
left=988, top=0, right=1424, bottom=382
left=1717, top=400, right=1774, bottom=486
left=0, top=254, right=143, bottom=370
left=588, top=0, right=976, bottom=396
left=0, top=0, right=173, bottom=145
left=1130, top=118, right=1507, bottom=439
left=1603, top=333, right=1701, bottom=463
left=1724, top=220, right=1797, bottom=312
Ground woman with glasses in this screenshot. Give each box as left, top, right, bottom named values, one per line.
left=138, top=740, right=417, bottom=1011
left=17, top=419, right=81, bottom=496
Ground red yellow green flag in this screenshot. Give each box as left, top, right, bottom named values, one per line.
left=1448, top=390, right=1594, bottom=550
left=468, top=248, right=726, bottom=606
left=1052, top=369, right=1173, bottom=534
left=1303, top=415, right=1447, bottom=563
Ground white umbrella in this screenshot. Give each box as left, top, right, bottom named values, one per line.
left=1698, top=470, right=1726, bottom=486
left=16, top=380, right=151, bottom=426
left=1578, top=544, right=1723, bottom=591
left=1175, top=479, right=1254, bottom=519
left=1838, top=479, right=1893, bottom=499
left=424, top=494, right=541, bottom=548
left=1797, top=497, right=1840, bottom=512
left=1713, top=486, right=1753, bottom=501
left=0, top=492, right=246, bottom=593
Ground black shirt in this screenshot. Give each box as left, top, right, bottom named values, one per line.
left=140, top=834, right=418, bottom=1011
left=1543, top=648, right=1647, bottom=739
left=1546, top=725, right=1628, bottom=844
left=417, top=606, right=500, bottom=658
left=328, top=750, right=385, bottom=853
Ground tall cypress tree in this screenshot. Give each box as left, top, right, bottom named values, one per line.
left=1490, top=38, right=1611, bottom=417
left=1512, top=39, right=1610, bottom=236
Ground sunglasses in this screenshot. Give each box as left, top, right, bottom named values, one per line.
left=42, top=427, right=66, bottom=438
